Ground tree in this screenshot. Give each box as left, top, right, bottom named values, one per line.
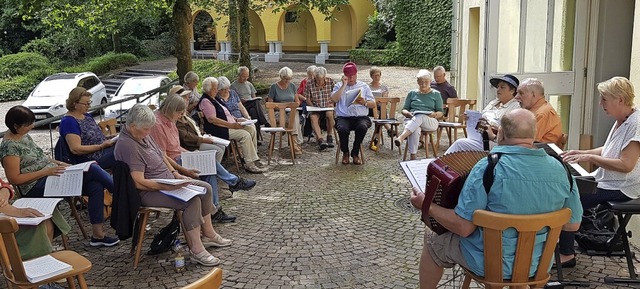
left=173, top=0, right=193, bottom=83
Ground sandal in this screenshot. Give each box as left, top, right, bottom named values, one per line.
left=202, top=234, right=232, bottom=247
left=352, top=156, right=362, bottom=165
left=342, top=153, right=350, bottom=165
left=190, top=249, right=221, bottom=266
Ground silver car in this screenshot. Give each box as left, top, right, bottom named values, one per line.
left=22, top=72, right=108, bottom=120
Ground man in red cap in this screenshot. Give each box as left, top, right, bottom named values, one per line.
left=330, top=62, right=376, bottom=165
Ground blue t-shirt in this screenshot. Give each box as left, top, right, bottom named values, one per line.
left=332, top=81, right=375, bottom=117
left=59, top=113, right=106, bottom=163
left=217, top=90, right=243, bottom=118
left=454, top=145, right=583, bottom=278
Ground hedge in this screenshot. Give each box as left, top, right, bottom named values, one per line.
left=348, top=48, right=396, bottom=66
left=0, top=52, right=51, bottom=79
left=65, top=52, right=139, bottom=75
left=168, top=60, right=239, bottom=90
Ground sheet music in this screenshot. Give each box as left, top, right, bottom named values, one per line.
left=65, top=161, right=96, bottom=172
left=305, top=106, right=334, bottom=112
left=344, top=88, right=363, bottom=105
left=22, top=255, right=72, bottom=283
left=239, top=119, right=258, bottom=126
left=466, top=110, right=483, bottom=143
left=181, top=150, right=217, bottom=176
left=43, top=169, right=83, bottom=197
left=12, top=198, right=63, bottom=216
left=160, top=185, right=206, bottom=202
left=400, top=159, right=435, bottom=193
left=203, top=134, right=230, bottom=147
left=151, top=179, right=192, bottom=185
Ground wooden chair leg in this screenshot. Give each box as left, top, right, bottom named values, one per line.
left=334, top=131, right=341, bottom=165
left=359, top=144, right=365, bottom=164
left=132, top=211, right=150, bottom=269
left=288, top=133, right=296, bottom=163
left=61, top=234, right=70, bottom=250
left=77, top=274, right=89, bottom=289
left=66, top=277, right=77, bottom=289
left=66, top=197, right=88, bottom=239
left=403, top=142, right=409, bottom=161
left=267, top=133, right=276, bottom=165
left=230, top=143, right=240, bottom=171
left=462, top=274, right=472, bottom=289
left=429, top=133, right=438, bottom=157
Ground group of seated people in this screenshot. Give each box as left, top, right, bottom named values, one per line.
left=408, top=75, right=640, bottom=288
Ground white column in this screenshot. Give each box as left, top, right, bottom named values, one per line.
left=274, top=41, right=284, bottom=56
left=265, top=41, right=280, bottom=62
left=315, top=41, right=330, bottom=64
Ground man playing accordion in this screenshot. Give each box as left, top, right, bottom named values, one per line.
left=409, top=108, right=583, bottom=289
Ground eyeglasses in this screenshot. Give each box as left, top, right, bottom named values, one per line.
left=77, top=101, right=92, bottom=106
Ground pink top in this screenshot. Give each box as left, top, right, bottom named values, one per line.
left=199, top=98, right=237, bottom=124
left=149, top=111, right=187, bottom=160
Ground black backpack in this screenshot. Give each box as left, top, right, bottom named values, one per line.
left=148, top=212, right=181, bottom=255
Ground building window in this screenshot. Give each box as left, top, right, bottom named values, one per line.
left=285, top=11, right=298, bottom=23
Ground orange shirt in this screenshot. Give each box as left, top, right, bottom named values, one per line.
left=530, top=98, right=563, bottom=146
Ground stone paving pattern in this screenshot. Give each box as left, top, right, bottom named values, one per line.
left=0, top=59, right=638, bottom=288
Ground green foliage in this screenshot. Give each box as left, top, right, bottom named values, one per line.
left=0, top=52, right=51, bottom=78
left=360, top=12, right=392, bottom=49
left=64, top=52, right=138, bottom=75
left=0, top=52, right=56, bottom=101
left=349, top=48, right=395, bottom=66
left=168, top=60, right=238, bottom=88
left=394, top=0, right=452, bottom=68
left=141, top=32, right=176, bottom=58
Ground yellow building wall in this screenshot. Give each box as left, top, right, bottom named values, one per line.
left=194, top=0, right=376, bottom=52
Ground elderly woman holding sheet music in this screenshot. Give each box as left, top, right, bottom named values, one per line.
left=0, top=105, right=118, bottom=248
left=394, top=70, right=444, bottom=160
left=150, top=93, right=255, bottom=224
left=0, top=178, right=70, bottom=260
left=114, top=104, right=233, bottom=266
left=557, top=76, right=640, bottom=268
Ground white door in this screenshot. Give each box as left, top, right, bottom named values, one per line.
left=483, top=0, right=589, bottom=149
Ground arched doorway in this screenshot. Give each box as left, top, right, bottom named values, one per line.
left=281, top=9, right=317, bottom=52
left=193, top=11, right=216, bottom=50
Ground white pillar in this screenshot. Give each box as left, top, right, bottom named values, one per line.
left=265, top=41, right=280, bottom=62
left=218, top=41, right=229, bottom=61
left=316, top=41, right=330, bottom=64
left=274, top=41, right=284, bottom=56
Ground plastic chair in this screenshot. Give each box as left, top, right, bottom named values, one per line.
left=0, top=217, right=92, bottom=289
left=461, top=208, right=571, bottom=289
left=437, top=99, right=477, bottom=148
left=263, top=102, right=299, bottom=165
left=181, top=268, right=222, bottom=289
left=370, top=97, right=402, bottom=154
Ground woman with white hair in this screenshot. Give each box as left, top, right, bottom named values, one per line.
left=394, top=70, right=444, bottom=160
left=267, top=66, right=304, bottom=155
left=114, top=104, right=232, bottom=266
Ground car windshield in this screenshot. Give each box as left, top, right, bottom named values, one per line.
left=31, top=79, right=77, bottom=97
left=116, top=79, right=160, bottom=97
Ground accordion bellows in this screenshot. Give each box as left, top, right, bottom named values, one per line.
left=422, top=151, right=489, bottom=234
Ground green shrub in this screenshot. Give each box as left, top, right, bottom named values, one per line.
left=65, top=52, right=138, bottom=75
left=142, top=32, right=175, bottom=58
left=20, top=38, right=58, bottom=60
left=120, top=35, right=146, bottom=57
left=361, top=12, right=392, bottom=49
left=168, top=60, right=238, bottom=90
left=0, top=52, right=51, bottom=79
left=349, top=48, right=395, bottom=66
left=0, top=67, right=57, bottom=101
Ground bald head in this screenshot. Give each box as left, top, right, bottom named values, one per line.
left=499, top=108, right=537, bottom=143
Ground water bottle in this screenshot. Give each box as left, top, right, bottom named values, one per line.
left=173, top=240, right=185, bottom=272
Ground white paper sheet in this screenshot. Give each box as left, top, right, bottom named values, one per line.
left=400, top=159, right=435, bottom=193
left=160, top=185, right=206, bottom=202
left=181, top=150, right=217, bottom=176
left=465, top=110, right=483, bottom=143
left=44, top=168, right=83, bottom=197
left=22, top=255, right=72, bottom=283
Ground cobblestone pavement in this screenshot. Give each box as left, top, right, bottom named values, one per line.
left=0, top=59, right=638, bottom=288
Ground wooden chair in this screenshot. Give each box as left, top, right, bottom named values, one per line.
left=402, top=130, right=438, bottom=160
left=333, top=130, right=365, bottom=165
left=131, top=208, right=184, bottom=269
left=461, top=208, right=572, bottom=289
left=197, top=111, right=243, bottom=171
left=181, top=268, right=222, bottom=289
left=437, top=99, right=477, bottom=148
left=263, top=102, right=299, bottom=165
left=370, top=97, right=402, bottom=154
left=0, top=217, right=92, bottom=289
left=97, top=118, right=118, bottom=137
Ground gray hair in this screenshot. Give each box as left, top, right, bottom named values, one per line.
left=202, top=77, right=219, bottom=93
left=306, top=65, right=317, bottom=74
left=369, top=66, right=382, bottom=77
left=519, top=78, right=545, bottom=96
left=127, top=104, right=156, bottom=128
left=238, top=66, right=249, bottom=75
left=314, top=67, right=327, bottom=78
left=279, top=67, right=293, bottom=79
left=416, top=69, right=432, bottom=82
left=159, top=93, right=186, bottom=116
left=217, top=76, right=232, bottom=90
left=433, top=66, right=446, bottom=74
left=184, top=71, right=199, bottom=84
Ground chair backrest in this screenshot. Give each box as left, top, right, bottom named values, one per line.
left=98, top=118, right=118, bottom=137
left=265, top=102, right=299, bottom=130
left=181, top=268, right=222, bottom=289
left=0, top=217, right=28, bottom=283
left=473, top=208, right=571, bottom=285
left=446, top=99, right=477, bottom=123
left=373, top=97, right=401, bottom=120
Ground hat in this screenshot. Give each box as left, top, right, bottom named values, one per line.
left=343, top=62, right=358, bottom=76
left=169, top=86, right=191, bottom=97
left=489, top=74, right=519, bottom=90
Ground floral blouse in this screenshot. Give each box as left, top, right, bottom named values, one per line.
left=0, top=134, right=55, bottom=193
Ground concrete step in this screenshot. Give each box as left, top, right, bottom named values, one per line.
left=125, top=69, right=172, bottom=75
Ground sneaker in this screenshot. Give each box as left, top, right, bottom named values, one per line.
left=245, top=164, right=266, bottom=174
left=230, top=178, right=256, bottom=193
left=212, top=208, right=236, bottom=223
left=90, top=235, right=120, bottom=247
left=190, top=249, right=221, bottom=266
left=326, top=136, right=335, bottom=148
left=318, top=139, right=328, bottom=151
left=202, top=234, right=233, bottom=247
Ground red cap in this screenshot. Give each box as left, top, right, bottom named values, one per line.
left=343, top=62, right=358, bottom=76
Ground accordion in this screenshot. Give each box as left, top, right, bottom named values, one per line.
left=422, top=151, right=489, bottom=234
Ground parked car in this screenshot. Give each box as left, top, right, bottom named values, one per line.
left=105, top=76, right=172, bottom=119
left=22, top=72, right=108, bottom=120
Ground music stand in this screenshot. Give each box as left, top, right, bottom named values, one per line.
left=545, top=247, right=590, bottom=288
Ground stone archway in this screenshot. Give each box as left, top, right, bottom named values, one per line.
left=193, top=11, right=215, bottom=50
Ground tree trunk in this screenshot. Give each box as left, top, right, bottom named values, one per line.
left=238, top=0, right=251, bottom=73
left=112, top=32, right=122, bottom=52
left=228, top=0, right=239, bottom=61
left=173, top=0, right=193, bottom=84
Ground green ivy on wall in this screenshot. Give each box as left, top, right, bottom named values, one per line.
left=394, top=0, right=452, bottom=68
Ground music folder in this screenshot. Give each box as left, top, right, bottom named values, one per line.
left=575, top=176, right=597, bottom=195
